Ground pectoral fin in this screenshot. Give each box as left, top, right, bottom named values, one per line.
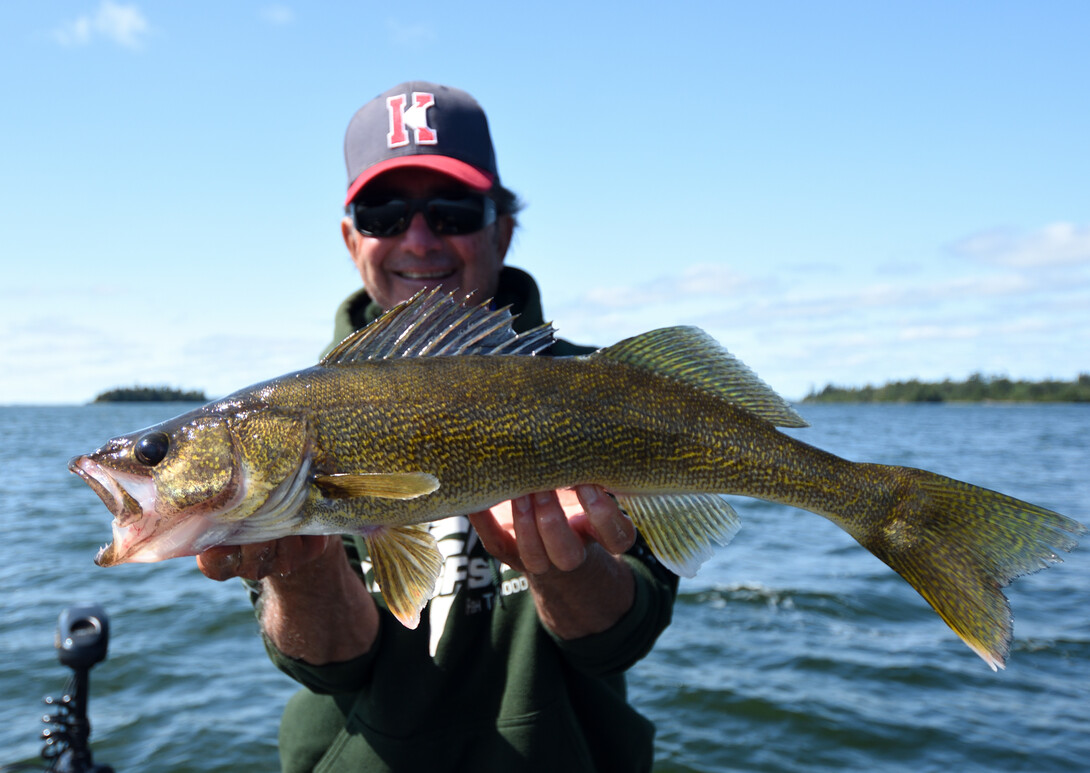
left=314, top=472, right=440, bottom=500
left=615, top=493, right=742, bottom=578
left=364, top=525, right=444, bottom=629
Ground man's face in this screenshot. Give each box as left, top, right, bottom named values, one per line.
left=342, top=168, right=513, bottom=311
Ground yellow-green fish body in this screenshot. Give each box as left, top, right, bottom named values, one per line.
left=70, top=290, right=1085, bottom=669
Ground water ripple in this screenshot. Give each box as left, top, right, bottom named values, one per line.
left=3, top=403, right=1088, bottom=772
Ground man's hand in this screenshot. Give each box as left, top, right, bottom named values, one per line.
left=469, top=485, right=637, bottom=639
left=196, top=535, right=378, bottom=664
left=468, top=485, right=636, bottom=575
left=194, top=484, right=637, bottom=648
left=196, top=535, right=336, bottom=582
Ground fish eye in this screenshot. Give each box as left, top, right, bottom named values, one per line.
left=134, top=431, right=170, bottom=466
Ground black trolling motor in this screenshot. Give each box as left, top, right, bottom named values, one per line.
left=1, top=604, right=115, bottom=773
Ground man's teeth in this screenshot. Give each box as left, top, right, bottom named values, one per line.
left=398, top=270, right=455, bottom=280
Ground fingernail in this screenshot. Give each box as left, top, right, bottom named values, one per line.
left=617, top=514, right=635, bottom=544
left=577, top=485, right=599, bottom=505
left=514, top=495, right=532, bottom=514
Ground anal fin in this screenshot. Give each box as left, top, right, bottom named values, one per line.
left=364, top=524, right=443, bottom=629
left=615, top=493, right=741, bottom=578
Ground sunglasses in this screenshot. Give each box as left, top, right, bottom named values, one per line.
left=349, top=194, right=497, bottom=238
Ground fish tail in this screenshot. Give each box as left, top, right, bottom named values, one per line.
left=851, top=464, right=1085, bottom=670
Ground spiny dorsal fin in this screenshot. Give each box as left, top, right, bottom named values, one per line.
left=594, top=326, right=808, bottom=428
left=320, top=288, right=555, bottom=366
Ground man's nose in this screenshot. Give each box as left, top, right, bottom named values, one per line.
left=399, top=212, right=443, bottom=255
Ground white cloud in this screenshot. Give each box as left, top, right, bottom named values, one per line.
left=534, top=220, right=1090, bottom=400
left=571, top=263, right=767, bottom=311
left=52, top=1, right=150, bottom=49
left=259, top=5, right=295, bottom=26
left=951, top=222, right=1090, bottom=268
left=897, top=325, right=981, bottom=343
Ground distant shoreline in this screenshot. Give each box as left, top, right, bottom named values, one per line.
left=92, top=386, right=208, bottom=403
left=803, top=373, right=1090, bottom=404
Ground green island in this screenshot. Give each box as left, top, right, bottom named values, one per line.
left=804, top=373, right=1090, bottom=404
left=93, top=385, right=208, bottom=403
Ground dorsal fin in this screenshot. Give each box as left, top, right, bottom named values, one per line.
left=320, top=288, right=555, bottom=366
left=593, top=326, right=808, bottom=428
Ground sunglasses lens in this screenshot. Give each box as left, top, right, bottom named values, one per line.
left=425, top=197, right=495, bottom=235
left=353, top=200, right=411, bottom=237
left=352, top=196, right=496, bottom=237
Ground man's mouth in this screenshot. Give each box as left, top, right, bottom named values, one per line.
left=395, top=269, right=457, bottom=281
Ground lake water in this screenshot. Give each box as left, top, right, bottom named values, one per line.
left=1, top=403, right=1087, bottom=772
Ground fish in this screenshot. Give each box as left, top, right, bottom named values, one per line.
left=69, top=289, right=1085, bottom=670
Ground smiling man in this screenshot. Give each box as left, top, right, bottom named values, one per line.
left=338, top=84, right=510, bottom=313
left=198, top=82, right=678, bottom=772
left=343, top=167, right=507, bottom=309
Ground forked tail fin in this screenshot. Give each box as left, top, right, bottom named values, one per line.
left=854, top=465, right=1085, bottom=670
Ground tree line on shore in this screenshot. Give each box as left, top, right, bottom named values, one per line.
left=804, top=373, right=1090, bottom=403
left=93, top=385, right=208, bottom=403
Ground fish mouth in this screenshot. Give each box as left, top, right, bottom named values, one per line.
left=68, top=453, right=248, bottom=567
left=68, top=455, right=157, bottom=566
left=68, top=456, right=143, bottom=523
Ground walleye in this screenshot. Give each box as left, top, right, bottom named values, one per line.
left=69, top=290, right=1084, bottom=669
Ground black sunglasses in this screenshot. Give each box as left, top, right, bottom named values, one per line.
left=349, top=194, right=497, bottom=238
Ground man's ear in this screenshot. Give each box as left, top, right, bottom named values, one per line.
left=341, top=217, right=361, bottom=267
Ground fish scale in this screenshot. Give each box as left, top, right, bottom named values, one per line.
left=69, top=289, right=1085, bottom=669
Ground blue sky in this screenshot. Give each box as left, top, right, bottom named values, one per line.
left=2, top=1, right=1088, bottom=404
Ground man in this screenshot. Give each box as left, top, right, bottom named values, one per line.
left=198, top=82, right=678, bottom=771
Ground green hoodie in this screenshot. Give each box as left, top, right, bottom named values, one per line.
left=262, top=268, right=679, bottom=772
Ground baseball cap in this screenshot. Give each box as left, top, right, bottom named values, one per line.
left=344, top=81, right=499, bottom=206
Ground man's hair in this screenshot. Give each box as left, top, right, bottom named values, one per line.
left=492, top=183, right=523, bottom=218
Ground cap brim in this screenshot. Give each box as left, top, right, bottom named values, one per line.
left=345, top=156, right=495, bottom=205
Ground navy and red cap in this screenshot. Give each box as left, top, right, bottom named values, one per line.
left=344, top=81, right=499, bottom=206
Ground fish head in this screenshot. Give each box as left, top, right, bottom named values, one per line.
left=69, top=403, right=311, bottom=566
